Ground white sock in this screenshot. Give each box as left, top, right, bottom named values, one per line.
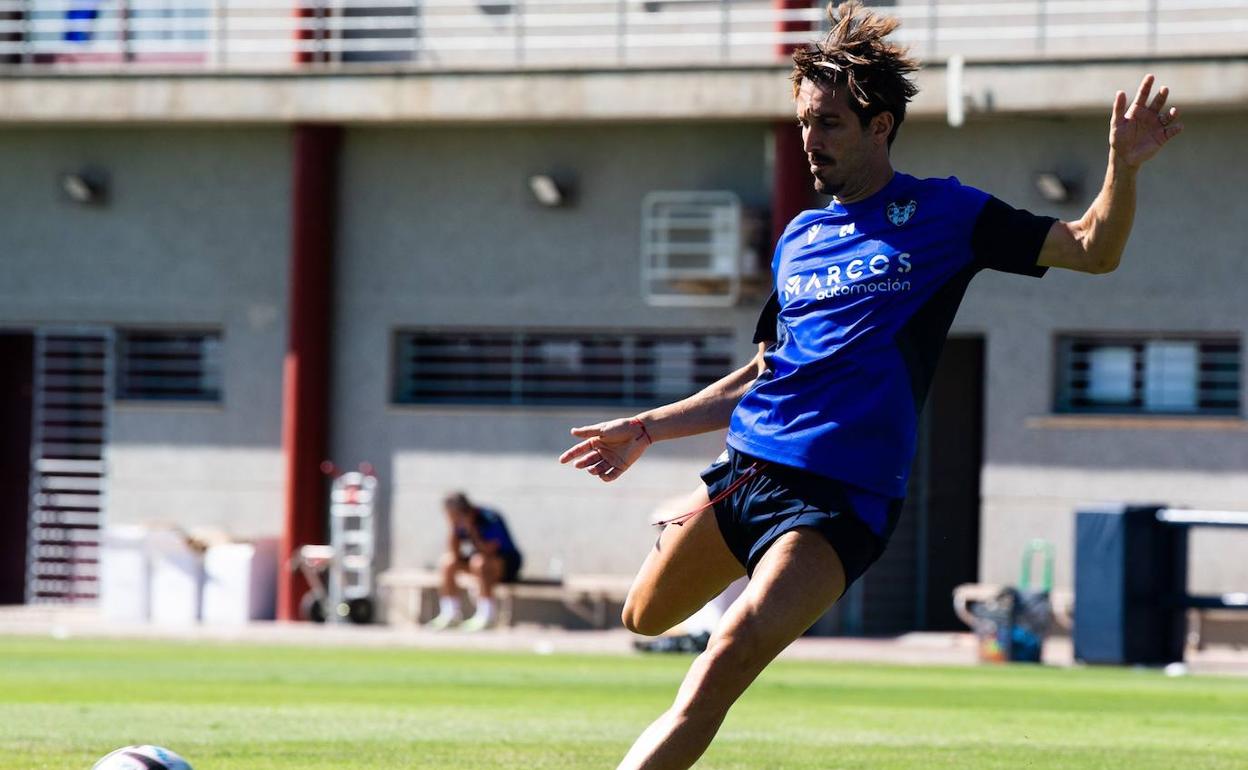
left=474, top=597, right=495, bottom=621
left=439, top=596, right=462, bottom=618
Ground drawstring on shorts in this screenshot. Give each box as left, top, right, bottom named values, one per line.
left=652, top=461, right=761, bottom=528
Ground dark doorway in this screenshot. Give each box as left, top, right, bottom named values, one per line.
left=835, top=336, right=985, bottom=635
left=915, top=336, right=985, bottom=630
left=0, top=333, right=34, bottom=604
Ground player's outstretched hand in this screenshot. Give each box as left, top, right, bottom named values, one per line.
left=558, top=418, right=652, bottom=483
left=1111, top=74, right=1183, bottom=169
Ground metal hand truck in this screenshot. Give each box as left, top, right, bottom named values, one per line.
left=290, top=463, right=378, bottom=624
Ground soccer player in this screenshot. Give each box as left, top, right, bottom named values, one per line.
left=425, top=491, right=523, bottom=631
left=558, top=2, right=1184, bottom=767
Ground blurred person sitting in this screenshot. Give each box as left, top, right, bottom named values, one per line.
left=425, top=492, right=523, bottom=632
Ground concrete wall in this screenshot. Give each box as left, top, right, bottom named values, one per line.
left=0, top=127, right=291, bottom=539
left=331, top=123, right=771, bottom=577
left=330, top=112, right=1247, bottom=591
left=3, top=111, right=1243, bottom=607
left=895, top=112, right=1248, bottom=594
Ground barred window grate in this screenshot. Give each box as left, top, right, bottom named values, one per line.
left=116, top=330, right=223, bottom=402
left=1056, top=335, right=1240, bottom=416
left=395, top=330, right=735, bottom=407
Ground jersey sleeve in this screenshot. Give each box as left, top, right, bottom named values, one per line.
left=971, top=196, right=1057, bottom=277
left=752, top=291, right=780, bottom=344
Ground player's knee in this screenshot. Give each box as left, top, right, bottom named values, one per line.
left=620, top=603, right=647, bottom=635
left=671, top=649, right=742, bottom=721
left=438, top=552, right=458, bottom=574
left=467, top=553, right=486, bottom=573
left=704, top=613, right=767, bottom=675
left=621, top=597, right=668, bottom=637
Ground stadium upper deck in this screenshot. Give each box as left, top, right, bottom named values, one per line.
left=1, top=0, right=1246, bottom=123
left=1, top=0, right=1244, bottom=71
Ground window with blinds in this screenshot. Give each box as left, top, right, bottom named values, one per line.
left=116, top=330, right=223, bottom=402
left=1056, top=335, right=1240, bottom=415
left=394, top=330, right=735, bottom=407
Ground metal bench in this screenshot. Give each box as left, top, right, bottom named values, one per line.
left=1155, top=509, right=1248, bottom=651
left=1074, top=505, right=1248, bottom=664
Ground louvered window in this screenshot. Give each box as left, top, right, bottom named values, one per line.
left=395, top=330, right=735, bottom=407
left=641, top=191, right=745, bottom=307
left=1056, top=335, right=1240, bottom=415
left=116, top=330, right=223, bottom=402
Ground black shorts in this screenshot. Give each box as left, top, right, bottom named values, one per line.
left=699, top=447, right=902, bottom=588
left=500, top=550, right=522, bottom=583
left=459, top=550, right=523, bottom=583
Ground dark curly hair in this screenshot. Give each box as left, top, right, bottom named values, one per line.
left=790, top=1, right=919, bottom=146
left=443, top=491, right=472, bottom=512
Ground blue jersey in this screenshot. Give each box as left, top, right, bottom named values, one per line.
left=457, top=508, right=521, bottom=557
left=728, top=173, right=1054, bottom=498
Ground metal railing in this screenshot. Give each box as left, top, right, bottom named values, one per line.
left=0, top=0, right=1245, bottom=72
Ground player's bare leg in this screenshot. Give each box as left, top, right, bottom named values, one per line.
left=618, top=527, right=847, bottom=770
left=467, top=552, right=503, bottom=600
left=622, top=485, right=746, bottom=637
left=461, top=552, right=505, bottom=630
left=437, top=551, right=460, bottom=598
left=425, top=552, right=470, bottom=629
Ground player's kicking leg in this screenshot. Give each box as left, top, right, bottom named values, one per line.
left=622, top=485, right=746, bottom=637
left=619, top=527, right=846, bottom=770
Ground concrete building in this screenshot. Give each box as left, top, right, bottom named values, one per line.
left=1, top=1, right=1245, bottom=634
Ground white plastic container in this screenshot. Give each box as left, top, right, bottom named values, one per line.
left=99, top=525, right=151, bottom=623
left=147, top=529, right=204, bottom=625
left=201, top=538, right=279, bottom=624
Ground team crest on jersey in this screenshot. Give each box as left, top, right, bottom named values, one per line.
left=886, top=199, right=917, bottom=226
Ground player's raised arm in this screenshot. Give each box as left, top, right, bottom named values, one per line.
left=558, top=343, right=769, bottom=483
left=1038, top=74, right=1184, bottom=275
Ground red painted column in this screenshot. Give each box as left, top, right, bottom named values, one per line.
left=771, top=120, right=810, bottom=247
left=771, top=0, right=813, bottom=246
left=772, top=0, right=808, bottom=58
left=277, top=125, right=340, bottom=621
left=294, top=0, right=316, bottom=66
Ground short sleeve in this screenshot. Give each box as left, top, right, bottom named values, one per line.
left=752, top=291, right=780, bottom=344
left=971, top=196, right=1057, bottom=278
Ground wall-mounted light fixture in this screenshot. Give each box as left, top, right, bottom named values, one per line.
left=60, top=167, right=109, bottom=206
left=1034, top=172, right=1075, bottom=204
left=528, top=173, right=574, bottom=208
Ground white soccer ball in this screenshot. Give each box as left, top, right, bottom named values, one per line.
left=92, top=745, right=193, bottom=770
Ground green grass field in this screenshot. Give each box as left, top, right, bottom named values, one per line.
left=3, top=637, right=1248, bottom=769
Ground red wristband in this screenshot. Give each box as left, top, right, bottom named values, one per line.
left=629, top=417, right=653, bottom=446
